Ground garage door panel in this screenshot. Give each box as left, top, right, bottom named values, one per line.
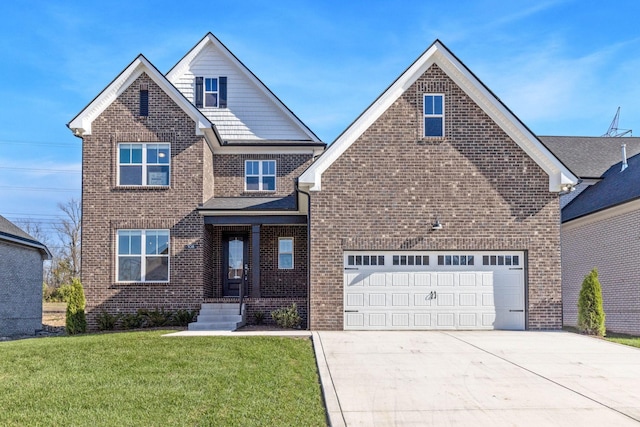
left=346, top=293, right=365, bottom=307
left=344, top=251, right=525, bottom=330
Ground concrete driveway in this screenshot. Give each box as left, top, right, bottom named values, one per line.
left=313, top=331, right=640, bottom=426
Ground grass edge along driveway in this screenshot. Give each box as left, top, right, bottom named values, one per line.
left=0, top=331, right=327, bottom=426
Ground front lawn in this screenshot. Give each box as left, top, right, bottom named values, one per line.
left=0, top=331, right=326, bottom=426
left=605, top=332, right=640, bottom=349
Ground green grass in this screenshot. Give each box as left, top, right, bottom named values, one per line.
left=605, top=332, right=640, bottom=349
left=0, top=331, right=327, bottom=426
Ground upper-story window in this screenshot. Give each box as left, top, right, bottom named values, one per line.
left=245, top=160, right=276, bottom=191
left=195, top=76, right=227, bottom=108
left=424, top=94, right=444, bottom=137
left=118, top=143, right=170, bottom=186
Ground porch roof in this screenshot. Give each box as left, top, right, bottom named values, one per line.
left=199, top=195, right=297, bottom=211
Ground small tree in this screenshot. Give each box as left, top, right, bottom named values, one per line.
left=66, top=278, right=87, bottom=334
left=577, top=268, right=606, bottom=336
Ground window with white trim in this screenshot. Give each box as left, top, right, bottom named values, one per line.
left=117, top=230, right=170, bottom=282
left=424, top=94, right=444, bottom=137
left=437, top=254, right=474, bottom=266
left=118, top=143, right=170, bottom=186
left=204, top=78, right=218, bottom=107
left=278, top=237, right=294, bottom=269
left=245, top=160, right=276, bottom=191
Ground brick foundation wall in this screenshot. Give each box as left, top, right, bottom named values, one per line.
left=309, top=64, right=561, bottom=330
left=562, top=205, right=640, bottom=335
left=81, top=73, right=207, bottom=329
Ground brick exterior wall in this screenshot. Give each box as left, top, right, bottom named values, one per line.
left=0, top=241, right=43, bottom=336
left=562, top=204, right=640, bottom=335
left=213, top=154, right=312, bottom=197
left=309, top=64, right=562, bottom=330
left=81, top=73, right=208, bottom=328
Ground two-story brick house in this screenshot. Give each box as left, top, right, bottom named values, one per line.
left=70, top=34, right=576, bottom=331
left=69, top=34, right=323, bottom=329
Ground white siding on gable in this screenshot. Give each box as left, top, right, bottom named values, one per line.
left=170, top=43, right=310, bottom=141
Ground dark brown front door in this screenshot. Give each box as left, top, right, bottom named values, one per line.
left=223, top=234, right=248, bottom=297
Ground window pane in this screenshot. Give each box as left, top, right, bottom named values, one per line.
left=370, top=256, right=377, bottom=265
left=247, top=161, right=258, bottom=175
left=279, top=253, right=293, bottom=269
left=424, top=96, right=434, bottom=115
left=146, top=233, right=157, bottom=255
left=146, top=257, right=168, bottom=281
left=158, top=146, right=170, bottom=164
left=264, top=160, right=275, bottom=175
left=118, top=234, right=130, bottom=255
left=425, top=117, right=443, bottom=137
left=131, top=145, right=143, bottom=163
left=468, top=256, right=474, bottom=266
left=130, top=234, right=141, bottom=255
left=393, top=255, right=399, bottom=266
left=120, top=145, right=131, bottom=164
left=378, top=256, right=385, bottom=265
left=438, top=255, right=444, bottom=265
left=348, top=255, right=354, bottom=266
left=262, top=176, right=275, bottom=191
left=460, top=256, right=467, bottom=266
left=279, top=238, right=293, bottom=253
left=205, top=78, right=217, bottom=91
left=513, top=256, right=519, bottom=266
left=147, top=166, right=169, bottom=186
left=147, top=146, right=158, bottom=163
left=445, top=255, right=452, bottom=265
left=157, top=233, right=169, bottom=255
left=483, top=255, right=489, bottom=265
left=205, top=93, right=218, bottom=107
left=246, top=176, right=259, bottom=190
left=453, top=255, right=459, bottom=265
left=434, top=95, right=443, bottom=114
left=119, top=256, right=141, bottom=281
left=408, top=255, right=414, bottom=265
left=120, top=165, right=143, bottom=185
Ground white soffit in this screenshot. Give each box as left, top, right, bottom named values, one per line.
left=68, top=55, right=218, bottom=144
left=166, top=33, right=321, bottom=143
left=299, top=40, right=577, bottom=192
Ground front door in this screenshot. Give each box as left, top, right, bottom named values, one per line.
left=223, top=234, right=248, bottom=297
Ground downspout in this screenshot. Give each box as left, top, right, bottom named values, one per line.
left=295, top=179, right=312, bottom=331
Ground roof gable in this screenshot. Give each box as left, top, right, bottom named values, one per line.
left=299, top=40, right=577, bottom=192
left=166, top=33, right=320, bottom=143
left=68, top=54, right=219, bottom=145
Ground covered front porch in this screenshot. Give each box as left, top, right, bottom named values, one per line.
left=196, top=196, right=310, bottom=328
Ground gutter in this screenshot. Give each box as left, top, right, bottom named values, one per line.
left=295, top=179, right=312, bottom=331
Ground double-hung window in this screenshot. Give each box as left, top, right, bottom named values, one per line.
left=245, top=160, right=276, bottom=191
left=118, top=143, right=170, bottom=186
left=424, top=94, right=444, bottom=137
left=195, top=76, right=227, bottom=108
left=204, top=78, right=218, bottom=107
left=278, top=237, right=294, bottom=269
left=117, top=229, right=170, bottom=282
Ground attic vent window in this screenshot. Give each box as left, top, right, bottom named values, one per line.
left=139, top=89, right=149, bottom=117
left=424, top=94, right=444, bottom=137
left=195, top=76, right=227, bottom=108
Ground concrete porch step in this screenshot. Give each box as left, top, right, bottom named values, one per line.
left=188, top=302, right=247, bottom=331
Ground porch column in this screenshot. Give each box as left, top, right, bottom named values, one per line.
left=251, top=224, right=261, bottom=298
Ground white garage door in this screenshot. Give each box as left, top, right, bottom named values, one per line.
left=344, top=251, right=525, bottom=330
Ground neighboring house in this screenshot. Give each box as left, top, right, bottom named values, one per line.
left=0, top=215, right=51, bottom=336
left=543, top=136, right=640, bottom=335
left=69, top=34, right=577, bottom=331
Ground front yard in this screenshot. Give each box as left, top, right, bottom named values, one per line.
left=0, top=331, right=326, bottom=426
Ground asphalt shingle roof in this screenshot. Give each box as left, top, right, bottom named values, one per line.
left=540, top=136, right=640, bottom=179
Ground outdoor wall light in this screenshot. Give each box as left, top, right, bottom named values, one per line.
left=432, top=219, right=443, bottom=230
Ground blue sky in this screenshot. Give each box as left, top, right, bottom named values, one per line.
left=1, top=0, right=640, bottom=242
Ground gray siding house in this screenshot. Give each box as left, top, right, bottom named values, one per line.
left=0, top=216, right=51, bottom=336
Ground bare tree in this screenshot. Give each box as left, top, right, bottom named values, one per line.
left=52, top=197, right=81, bottom=285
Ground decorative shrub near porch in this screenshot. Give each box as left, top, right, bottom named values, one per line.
left=578, top=268, right=606, bottom=336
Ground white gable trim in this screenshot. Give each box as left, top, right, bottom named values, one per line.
left=299, top=41, right=578, bottom=192
left=68, top=55, right=219, bottom=146
left=167, top=33, right=321, bottom=143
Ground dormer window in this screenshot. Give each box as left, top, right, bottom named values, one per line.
left=195, top=76, right=227, bottom=108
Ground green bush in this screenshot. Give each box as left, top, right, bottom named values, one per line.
left=120, top=312, right=144, bottom=329
left=172, top=309, right=196, bottom=326
left=578, top=268, right=606, bottom=336
left=271, top=304, right=301, bottom=329
left=97, top=311, right=121, bottom=331
left=139, top=308, right=173, bottom=327
left=65, top=278, right=87, bottom=335
left=43, top=283, right=74, bottom=302
left=254, top=311, right=265, bottom=325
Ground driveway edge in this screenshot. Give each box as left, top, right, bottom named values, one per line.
left=312, top=332, right=345, bottom=427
